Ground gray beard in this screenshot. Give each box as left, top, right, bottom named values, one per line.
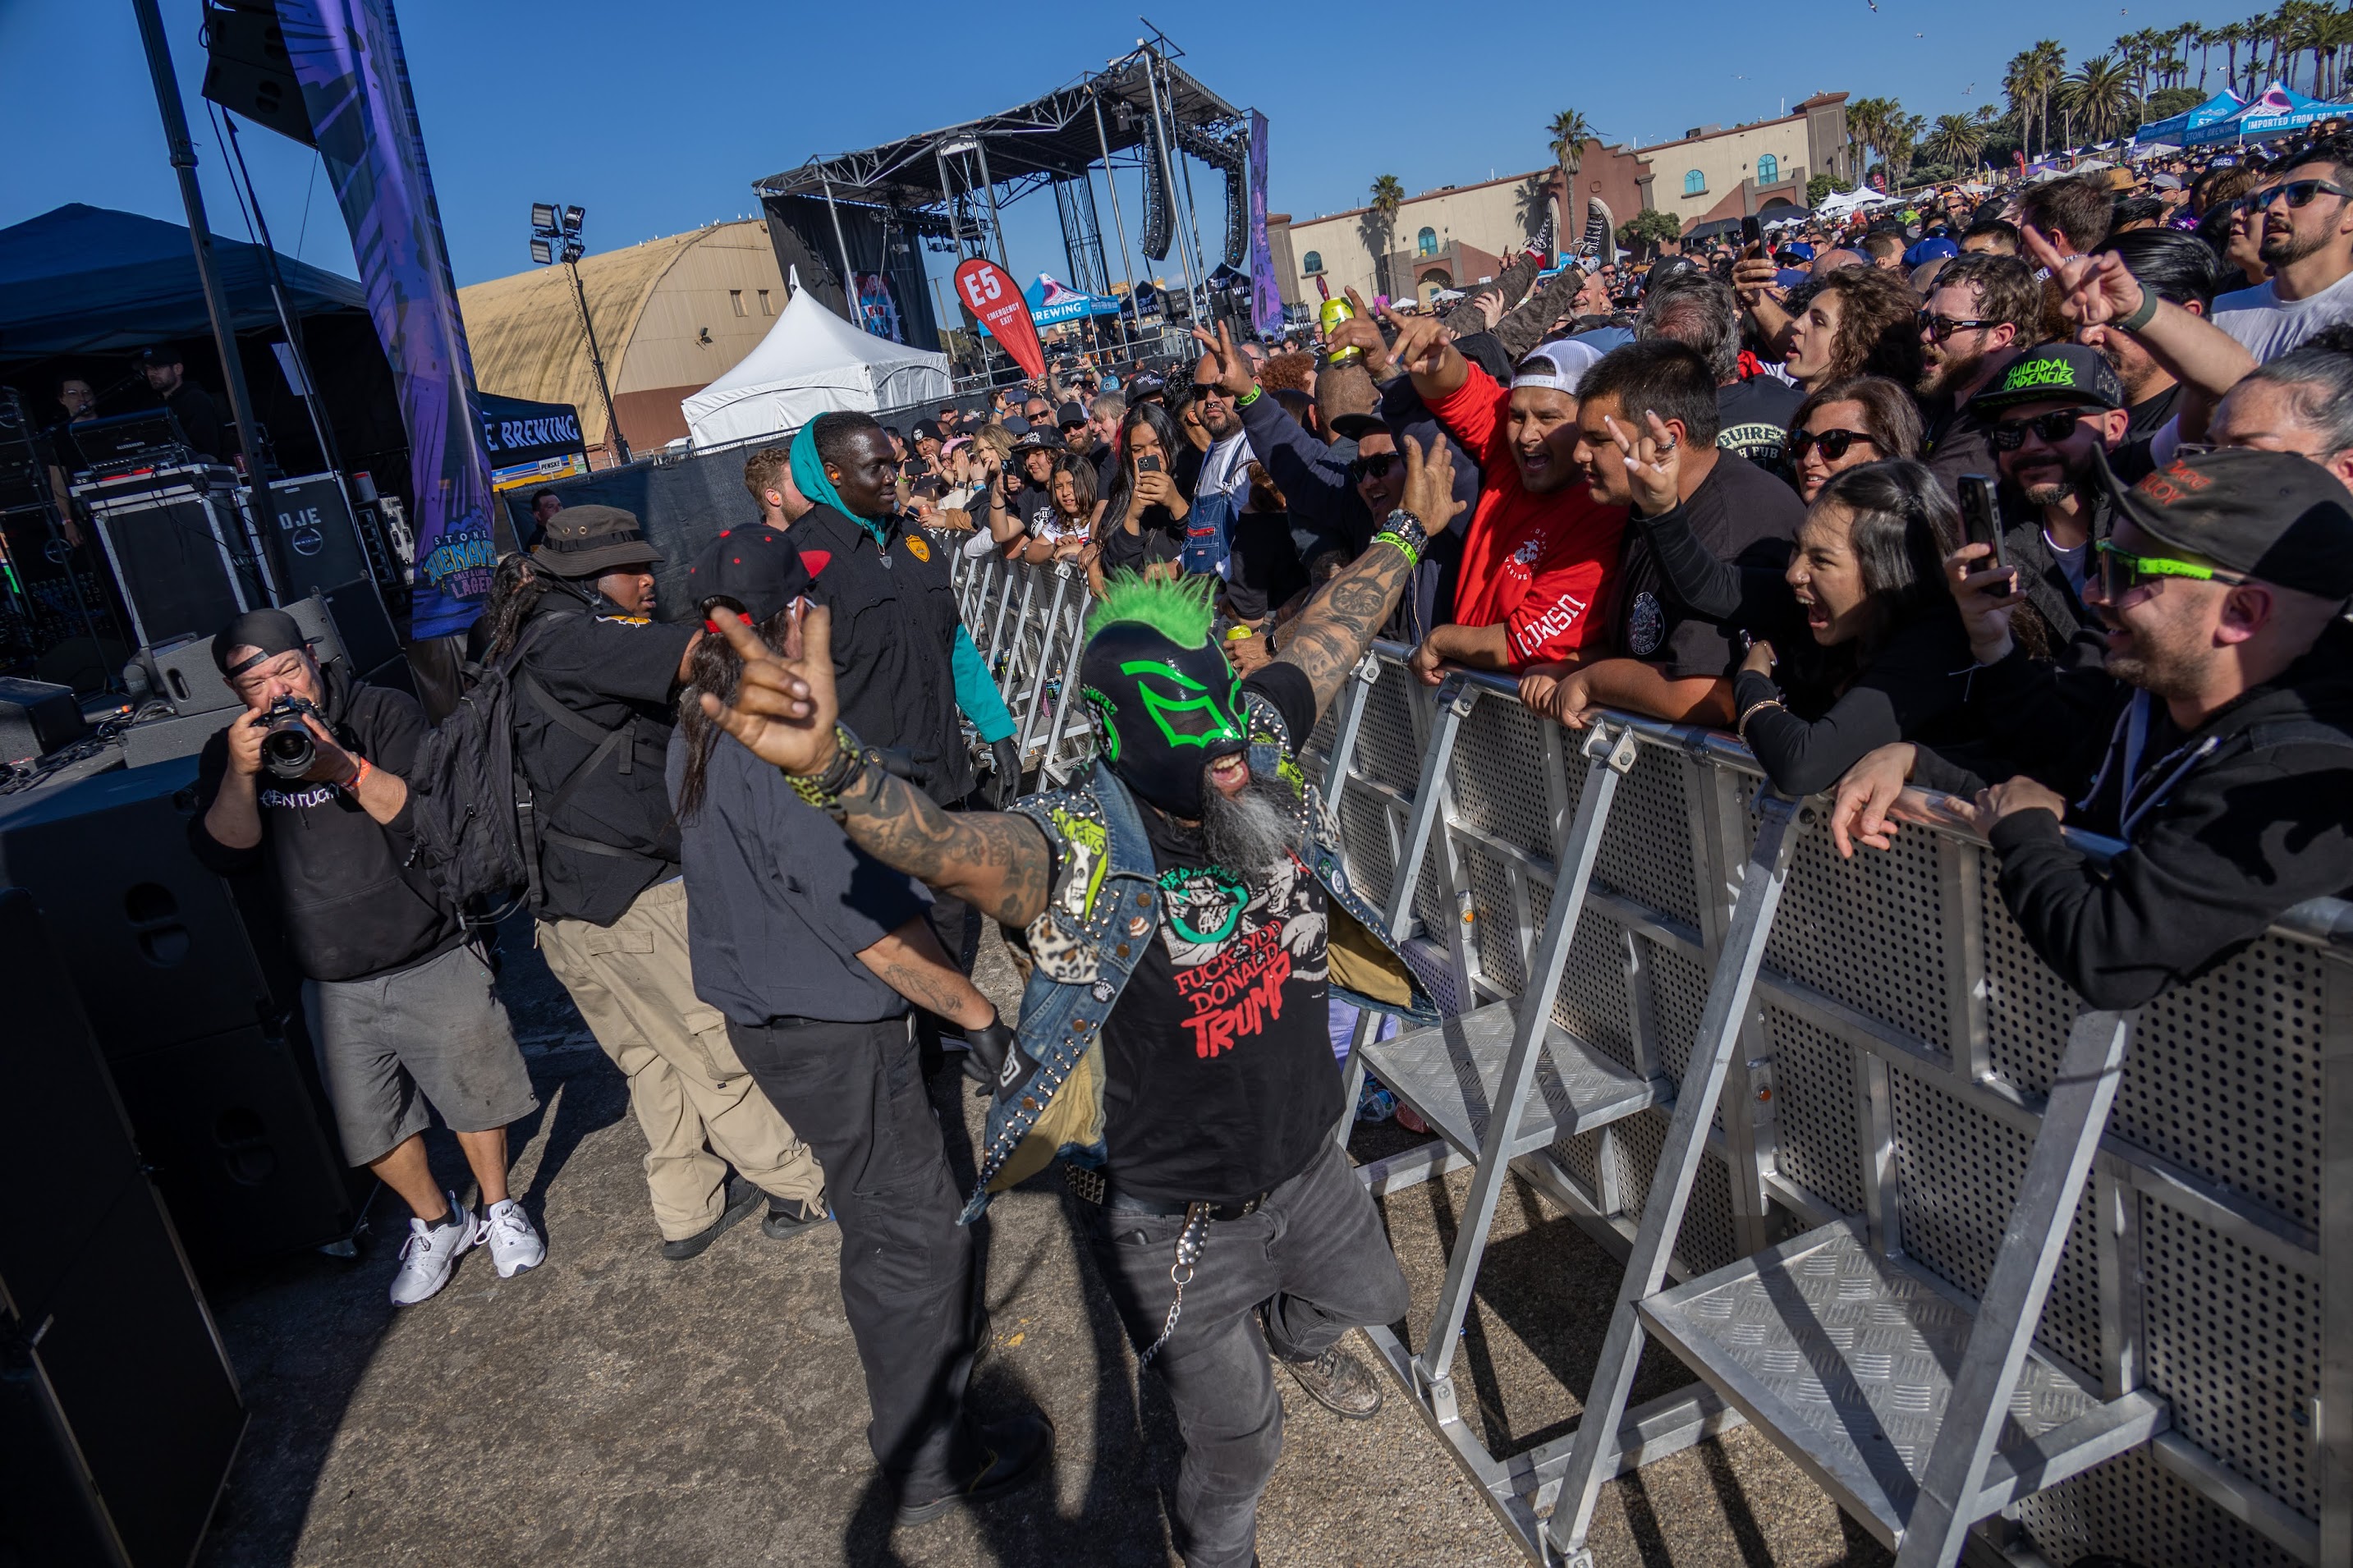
left=1199, top=768, right=1298, bottom=878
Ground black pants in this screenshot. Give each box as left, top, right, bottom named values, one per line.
left=1080, top=1139, right=1410, bottom=1567
left=728, top=1011, right=981, bottom=1494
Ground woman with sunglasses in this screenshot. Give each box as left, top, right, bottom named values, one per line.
left=1605, top=420, right=1981, bottom=796
left=1787, top=375, right=1924, bottom=501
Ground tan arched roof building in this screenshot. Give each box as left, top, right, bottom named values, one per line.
left=458, top=218, right=788, bottom=458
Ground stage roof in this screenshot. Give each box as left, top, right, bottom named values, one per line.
left=754, top=51, right=1244, bottom=212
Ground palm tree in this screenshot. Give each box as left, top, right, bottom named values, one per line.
left=2062, top=54, right=2137, bottom=146
left=1361, top=174, right=1403, bottom=299
left=1883, top=113, right=1927, bottom=187
left=1924, top=112, right=1988, bottom=172
left=1546, top=109, right=1598, bottom=244
left=2005, top=44, right=2066, bottom=160
left=1846, top=95, right=1897, bottom=176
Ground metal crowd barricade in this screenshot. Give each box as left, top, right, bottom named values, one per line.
left=1315, top=645, right=2349, bottom=1568
left=962, top=580, right=2350, bottom=1568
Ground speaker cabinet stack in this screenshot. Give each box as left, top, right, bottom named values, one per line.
left=0, top=887, right=246, bottom=1568
left=0, top=759, right=362, bottom=1264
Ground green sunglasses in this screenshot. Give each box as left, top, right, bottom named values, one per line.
left=2094, top=539, right=2250, bottom=598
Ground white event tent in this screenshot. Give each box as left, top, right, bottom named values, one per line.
left=680, top=268, right=953, bottom=448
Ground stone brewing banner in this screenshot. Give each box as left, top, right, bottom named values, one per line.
left=275, top=0, right=498, bottom=640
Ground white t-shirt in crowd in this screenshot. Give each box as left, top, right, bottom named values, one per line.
left=2212, top=268, right=2353, bottom=361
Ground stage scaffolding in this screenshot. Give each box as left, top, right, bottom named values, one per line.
left=750, top=34, right=1250, bottom=359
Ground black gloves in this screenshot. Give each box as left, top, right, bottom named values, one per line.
left=985, top=736, right=1024, bottom=809
left=963, top=1011, right=1017, bottom=1087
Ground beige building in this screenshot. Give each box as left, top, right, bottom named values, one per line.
left=459, top=218, right=787, bottom=458
left=1272, top=95, right=1851, bottom=307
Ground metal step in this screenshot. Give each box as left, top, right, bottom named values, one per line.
left=1636, top=1218, right=2170, bottom=1551
left=1358, top=997, right=1663, bottom=1162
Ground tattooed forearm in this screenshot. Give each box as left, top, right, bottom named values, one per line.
left=1274, top=539, right=1418, bottom=718
left=833, top=765, right=1053, bottom=928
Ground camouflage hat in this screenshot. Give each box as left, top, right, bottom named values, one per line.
left=528, top=503, right=662, bottom=578
left=1974, top=344, right=2127, bottom=414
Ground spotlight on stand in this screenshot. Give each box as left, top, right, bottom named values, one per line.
left=525, top=199, right=627, bottom=465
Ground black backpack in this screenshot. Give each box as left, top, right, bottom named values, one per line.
left=401, top=621, right=548, bottom=919
left=404, top=607, right=663, bottom=920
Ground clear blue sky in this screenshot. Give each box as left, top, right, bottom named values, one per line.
left=4, top=0, right=2231, bottom=298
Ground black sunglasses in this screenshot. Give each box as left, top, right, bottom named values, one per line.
left=1350, top=452, right=1400, bottom=480
left=1789, top=427, right=1877, bottom=461
left=1989, top=409, right=2091, bottom=450
left=2236, top=177, right=2353, bottom=216
left=1918, top=311, right=1998, bottom=342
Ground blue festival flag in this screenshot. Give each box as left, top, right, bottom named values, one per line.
left=275, top=0, right=498, bottom=640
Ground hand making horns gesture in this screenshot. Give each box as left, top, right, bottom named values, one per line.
left=699, top=602, right=841, bottom=778
left=1189, top=319, right=1256, bottom=400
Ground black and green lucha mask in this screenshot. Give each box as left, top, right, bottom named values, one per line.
left=1078, top=616, right=1248, bottom=819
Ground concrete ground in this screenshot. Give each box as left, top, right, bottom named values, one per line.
left=194, top=918, right=1891, bottom=1568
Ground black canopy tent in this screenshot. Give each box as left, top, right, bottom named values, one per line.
left=0, top=204, right=407, bottom=493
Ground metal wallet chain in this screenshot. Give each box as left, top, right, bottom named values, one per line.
left=1135, top=1201, right=1213, bottom=1369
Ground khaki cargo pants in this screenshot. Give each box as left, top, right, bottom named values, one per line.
left=537, top=878, right=827, bottom=1240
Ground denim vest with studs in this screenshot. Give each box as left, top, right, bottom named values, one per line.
left=959, top=693, right=1438, bottom=1222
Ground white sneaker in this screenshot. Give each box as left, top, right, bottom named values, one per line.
left=389, top=1192, right=476, bottom=1306
left=481, top=1199, right=544, bottom=1279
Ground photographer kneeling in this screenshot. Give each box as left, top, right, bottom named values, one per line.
left=191, top=609, right=542, bottom=1306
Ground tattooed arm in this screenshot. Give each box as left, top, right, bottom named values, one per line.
left=1273, top=433, right=1466, bottom=722
left=699, top=608, right=1057, bottom=928
left=859, top=914, right=1000, bottom=1029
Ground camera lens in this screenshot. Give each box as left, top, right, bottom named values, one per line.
left=262, top=716, right=314, bottom=778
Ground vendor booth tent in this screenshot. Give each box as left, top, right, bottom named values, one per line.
left=2188, top=81, right=2353, bottom=145
left=2135, top=88, right=2245, bottom=144
left=679, top=272, right=952, bottom=448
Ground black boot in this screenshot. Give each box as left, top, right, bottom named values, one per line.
left=893, top=1411, right=1054, bottom=1526
left=1281, top=1339, right=1384, bottom=1419
left=659, top=1176, right=764, bottom=1262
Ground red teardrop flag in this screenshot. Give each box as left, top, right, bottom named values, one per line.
left=953, top=258, right=1045, bottom=380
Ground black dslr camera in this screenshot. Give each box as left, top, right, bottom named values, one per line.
left=259, top=695, right=325, bottom=779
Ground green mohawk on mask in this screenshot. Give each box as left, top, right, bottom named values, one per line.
left=1084, top=570, right=1216, bottom=651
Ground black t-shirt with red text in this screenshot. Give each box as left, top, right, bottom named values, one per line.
left=1097, top=663, right=1337, bottom=1206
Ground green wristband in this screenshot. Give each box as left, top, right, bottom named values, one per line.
left=1237, top=383, right=1263, bottom=408
left=1372, top=530, right=1422, bottom=571
left=2115, top=287, right=2159, bottom=334
left=786, top=725, right=872, bottom=815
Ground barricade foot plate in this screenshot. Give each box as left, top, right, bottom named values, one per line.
left=1636, top=1217, right=2169, bottom=1550
left=1360, top=998, right=1662, bottom=1162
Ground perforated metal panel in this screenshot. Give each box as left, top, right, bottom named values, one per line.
left=1978, top=853, right=2084, bottom=1097
left=1353, top=662, right=1422, bottom=793
left=1465, top=843, right=1526, bottom=994
left=1611, top=1110, right=1741, bottom=1279
left=2008, top=1446, right=2306, bottom=1568
left=2141, top=1194, right=2319, bottom=1520
left=1548, top=907, right=1637, bottom=1076
left=1766, top=810, right=1951, bottom=1056
left=1592, top=749, right=1700, bottom=928
left=1760, top=1005, right=1866, bottom=1218
left=1337, top=789, right=1397, bottom=910
left=1449, top=695, right=1556, bottom=859
left=1887, top=1066, right=2103, bottom=1383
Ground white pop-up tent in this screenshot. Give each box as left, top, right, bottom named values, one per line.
left=681, top=269, right=953, bottom=447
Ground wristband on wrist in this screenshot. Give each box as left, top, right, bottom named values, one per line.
left=1377, top=507, right=1430, bottom=566
left=342, top=754, right=372, bottom=793
left=2115, top=287, right=2159, bottom=334
left=1371, top=530, right=1421, bottom=571
left=1236, top=383, right=1263, bottom=408
left=786, top=724, right=876, bottom=817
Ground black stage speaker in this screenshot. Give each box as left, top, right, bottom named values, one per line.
left=0, top=677, right=86, bottom=763
left=258, top=475, right=373, bottom=603
left=0, top=888, right=246, bottom=1568
left=200, top=0, right=314, bottom=148
left=75, top=467, right=267, bottom=649
left=0, top=760, right=361, bottom=1262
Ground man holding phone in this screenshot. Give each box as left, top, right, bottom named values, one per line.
left=1975, top=345, right=2133, bottom=670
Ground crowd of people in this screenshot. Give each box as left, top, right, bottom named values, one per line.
left=180, top=131, right=2353, bottom=1568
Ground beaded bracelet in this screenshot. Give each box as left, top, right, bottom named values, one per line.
left=786, top=724, right=875, bottom=816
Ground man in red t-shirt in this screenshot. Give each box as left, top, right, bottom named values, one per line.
left=1371, top=317, right=1627, bottom=683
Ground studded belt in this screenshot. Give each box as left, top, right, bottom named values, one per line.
left=1064, top=1163, right=1267, bottom=1222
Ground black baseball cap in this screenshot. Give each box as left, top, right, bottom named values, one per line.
left=1055, top=401, right=1089, bottom=429
left=1328, top=412, right=1391, bottom=442
left=1126, top=371, right=1167, bottom=401
left=1011, top=427, right=1061, bottom=453
left=913, top=419, right=942, bottom=442
left=686, top=524, right=811, bottom=625
left=1974, top=344, right=2128, bottom=414
left=2097, top=447, right=2353, bottom=598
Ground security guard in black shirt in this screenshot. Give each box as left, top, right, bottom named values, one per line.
left=485, top=506, right=830, bottom=1258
